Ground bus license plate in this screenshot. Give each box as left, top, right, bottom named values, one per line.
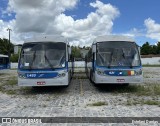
left=117, top=79, right=125, bottom=82
left=37, top=81, right=46, bottom=85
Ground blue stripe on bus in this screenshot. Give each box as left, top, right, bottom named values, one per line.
left=25, top=73, right=58, bottom=78
left=0, top=64, right=10, bottom=69
left=96, top=65, right=142, bottom=76
left=96, top=65, right=142, bottom=69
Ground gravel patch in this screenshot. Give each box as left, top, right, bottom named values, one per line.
left=0, top=68, right=160, bottom=125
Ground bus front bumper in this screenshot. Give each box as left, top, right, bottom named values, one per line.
left=94, top=74, right=143, bottom=84
left=18, top=73, right=69, bottom=86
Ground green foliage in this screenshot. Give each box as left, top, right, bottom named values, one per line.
left=71, top=46, right=90, bottom=59
left=10, top=54, right=19, bottom=62
left=157, top=42, right=160, bottom=54
left=87, top=101, right=108, bottom=106
left=71, top=46, right=81, bottom=58
left=141, top=41, right=160, bottom=55
left=141, top=42, right=152, bottom=55
left=0, top=38, right=14, bottom=57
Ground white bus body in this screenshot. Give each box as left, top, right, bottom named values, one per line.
left=85, top=35, right=143, bottom=85
left=18, top=35, right=74, bottom=86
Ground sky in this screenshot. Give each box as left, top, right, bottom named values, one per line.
left=0, top=0, right=160, bottom=46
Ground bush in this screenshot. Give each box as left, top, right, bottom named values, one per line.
left=10, top=54, right=19, bottom=62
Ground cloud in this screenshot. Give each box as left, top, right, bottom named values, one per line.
left=1, top=0, right=120, bottom=46
left=7, top=0, right=79, bottom=33
left=0, top=19, right=28, bottom=44
left=46, top=0, right=120, bottom=46
left=144, top=18, right=160, bottom=41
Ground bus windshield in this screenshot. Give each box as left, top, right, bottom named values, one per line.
left=96, top=41, right=141, bottom=67
left=19, top=42, right=66, bottom=70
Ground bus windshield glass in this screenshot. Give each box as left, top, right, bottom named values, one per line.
left=96, top=41, right=141, bottom=67
left=19, top=42, right=66, bottom=70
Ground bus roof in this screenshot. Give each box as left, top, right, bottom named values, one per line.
left=0, top=54, right=8, bottom=57
left=93, top=35, right=135, bottom=44
left=24, top=35, right=68, bottom=43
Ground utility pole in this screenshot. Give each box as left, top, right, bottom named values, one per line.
left=7, top=28, right=12, bottom=62
left=7, top=28, right=12, bottom=44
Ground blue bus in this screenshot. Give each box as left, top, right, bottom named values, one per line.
left=18, top=36, right=74, bottom=87
left=85, top=35, right=143, bottom=85
left=0, top=54, right=10, bottom=70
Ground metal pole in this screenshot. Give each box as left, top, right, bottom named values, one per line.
left=7, top=28, right=11, bottom=44
left=7, top=28, right=12, bottom=67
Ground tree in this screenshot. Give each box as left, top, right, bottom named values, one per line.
left=10, top=54, right=19, bottom=62
left=157, top=42, right=160, bottom=54
left=0, top=38, right=14, bottom=57
left=151, top=45, right=158, bottom=54
left=71, top=46, right=81, bottom=58
left=141, top=42, right=152, bottom=55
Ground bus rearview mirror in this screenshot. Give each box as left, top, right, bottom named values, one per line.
left=68, top=47, right=71, bottom=55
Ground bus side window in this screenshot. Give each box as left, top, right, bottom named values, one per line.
left=0, top=58, right=2, bottom=64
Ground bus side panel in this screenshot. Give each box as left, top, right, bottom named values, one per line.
left=68, top=61, right=73, bottom=81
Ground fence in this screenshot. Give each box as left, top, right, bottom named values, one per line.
left=141, top=57, right=160, bottom=65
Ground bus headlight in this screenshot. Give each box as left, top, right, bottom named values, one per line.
left=58, top=73, right=66, bottom=77
left=97, top=70, right=105, bottom=76
left=18, top=74, right=26, bottom=78
left=134, top=69, right=142, bottom=75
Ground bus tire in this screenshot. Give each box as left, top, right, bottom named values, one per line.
left=90, top=71, right=94, bottom=84
left=63, top=85, right=69, bottom=88
left=122, top=83, right=129, bottom=86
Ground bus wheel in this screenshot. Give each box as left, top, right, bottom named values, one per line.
left=32, top=86, right=38, bottom=90
left=90, top=71, right=94, bottom=84
left=89, top=71, right=92, bottom=82
left=63, top=85, right=69, bottom=88
left=122, top=83, right=129, bottom=86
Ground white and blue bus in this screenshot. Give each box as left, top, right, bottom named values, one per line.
left=0, top=54, right=10, bottom=70
left=18, top=36, right=74, bottom=87
left=85, top=35, right=143, bottom=85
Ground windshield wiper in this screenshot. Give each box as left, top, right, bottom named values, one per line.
left=122, top=49, right=133, bottom=68
left=108, top=52, right=113, bottom=68
left=44, top=51, right=55, bottom=70
left=29, top=50, right=36, bottom=70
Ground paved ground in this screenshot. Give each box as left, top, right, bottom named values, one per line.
left=0, top=68, right=160, bottom=126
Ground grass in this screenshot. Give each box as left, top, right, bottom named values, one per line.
left=10, top=68, right=17, bottom=70
left=126, top=99, right=160, bottom=106
left=112, top=84, right=160, bottom=96
left=143, top=100, right=160, bottom=106
left=143, top=64, right=160, bottom=67
left=73, top=76, right=88, bottom=79
left=0, top=77, right=18, bottom=95
left=87, top=101, right=108, bottom=106
left=74, top=71, right=86, bottom=73
left=6, top=90, right=17, bottom=95
left=0, top=73, right=8, bottom=76
left=0, top=85, right=4, bottom=92
left=7, top=77, right=18, bottom=86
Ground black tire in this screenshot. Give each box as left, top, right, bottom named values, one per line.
left=122, top=83, right=129, bottom=86
left=90, top=70, right=95, bottom=84
left=63, top=85, right=69, bottom=88
left=89, top=70, right=92, bottom=82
